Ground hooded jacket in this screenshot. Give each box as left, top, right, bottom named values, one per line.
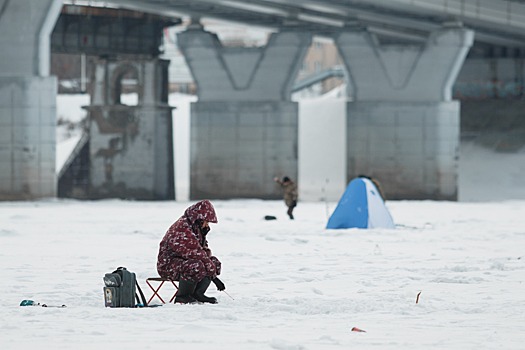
left=157, top=200, right=221, bottom=281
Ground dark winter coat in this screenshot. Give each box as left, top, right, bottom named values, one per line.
left=280, top=181, right=298, bottom=207
left=157, top=200, right=221, bottom=283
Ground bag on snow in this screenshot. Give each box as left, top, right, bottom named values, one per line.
left=103, top=267, right=146, bottom=308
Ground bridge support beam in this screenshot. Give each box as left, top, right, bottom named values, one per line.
left=0, top=0, right=62, bottom=200
left=84, top=58, right=174, bottom=199
left=178, top=25, right=311, bottom=199
left=336, top=26, right=473, bottom=200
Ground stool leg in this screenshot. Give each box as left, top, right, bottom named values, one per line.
left=168, top=281, right=179, bottom=303
left=146, top=280, right=166, bottom=305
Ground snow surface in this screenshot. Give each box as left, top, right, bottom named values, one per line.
left=1, top=199, right=524, bottom=349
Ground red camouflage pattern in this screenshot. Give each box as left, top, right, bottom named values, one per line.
left=157, top=200, right=221, bottom=282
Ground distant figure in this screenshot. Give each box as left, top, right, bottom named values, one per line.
left=274, top=176, right=298, bottom=219
left=157, top=200, right=226, bottom=304
left=358, top=174, right=386, bottom=201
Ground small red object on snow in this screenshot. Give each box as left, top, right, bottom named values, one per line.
left=351, top=327, right=366, bottom=333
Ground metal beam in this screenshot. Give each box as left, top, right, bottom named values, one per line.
left=52, top=5, right=179, bottom=57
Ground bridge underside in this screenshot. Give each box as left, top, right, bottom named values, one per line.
left=106, top=0, right=525, bottom=54
left=52, top=5, right=179, bottom=57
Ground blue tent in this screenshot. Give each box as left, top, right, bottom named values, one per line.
left=326, top=177, right=395, bottom=229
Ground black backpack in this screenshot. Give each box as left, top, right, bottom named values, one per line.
left=103, top=267, right=147, bottom=308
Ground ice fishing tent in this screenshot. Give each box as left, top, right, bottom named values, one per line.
left=326, top=177, right=395, bottom=229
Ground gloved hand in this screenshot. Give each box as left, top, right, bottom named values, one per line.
left=212, top=277, right=226, bottom=291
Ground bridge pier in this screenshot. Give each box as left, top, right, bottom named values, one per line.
left=0, top=0, right=62, bottom=200
left=84, top=58, right=174, bottom=199
left=178, top=24, right=311, bottom=199
left=335, top=26, right=474, bottom=200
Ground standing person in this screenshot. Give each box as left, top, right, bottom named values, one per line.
left=157, top=200, right=226, bottom=304
left=274, top=176, right=298, bottom=219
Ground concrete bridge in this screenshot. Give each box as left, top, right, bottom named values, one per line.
left=2, top=0, right=525, bottom=200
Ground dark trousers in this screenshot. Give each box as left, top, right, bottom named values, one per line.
left=287, top=200, right=297, bottom=219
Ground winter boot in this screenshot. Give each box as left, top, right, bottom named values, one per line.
left=193, top=277, right=217, bottom=304
left=174, top=280, right=197, bottom=304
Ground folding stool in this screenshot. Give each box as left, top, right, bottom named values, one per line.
left=145, top=277, right=179, bottom=305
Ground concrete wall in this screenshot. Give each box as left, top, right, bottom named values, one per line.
left=347, top=101, right=460, bottom=200
left=0, top=0, right=62, bottom=200
left=190, top=101, right=298, bottom=199
left=87, top=105, right=174, bottom=199
left=86, top=59, right=174, bottom=199
left=0, top=77, right=57, bottom=199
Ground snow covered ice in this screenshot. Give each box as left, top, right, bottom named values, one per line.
left=1, top=198, right=524, bottom=349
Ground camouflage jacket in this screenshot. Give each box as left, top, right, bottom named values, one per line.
left=157, top=200, right=220, bottom=280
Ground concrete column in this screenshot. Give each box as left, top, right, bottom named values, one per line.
left=178, top=26, right=311, bottom=199
left=0, top=0, right=62, bottom=200
left=85, top=58, right=174, bottom=199
left=335, top=26, right=473, bottom=200
left=178, top=24, right=310, bottom=101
